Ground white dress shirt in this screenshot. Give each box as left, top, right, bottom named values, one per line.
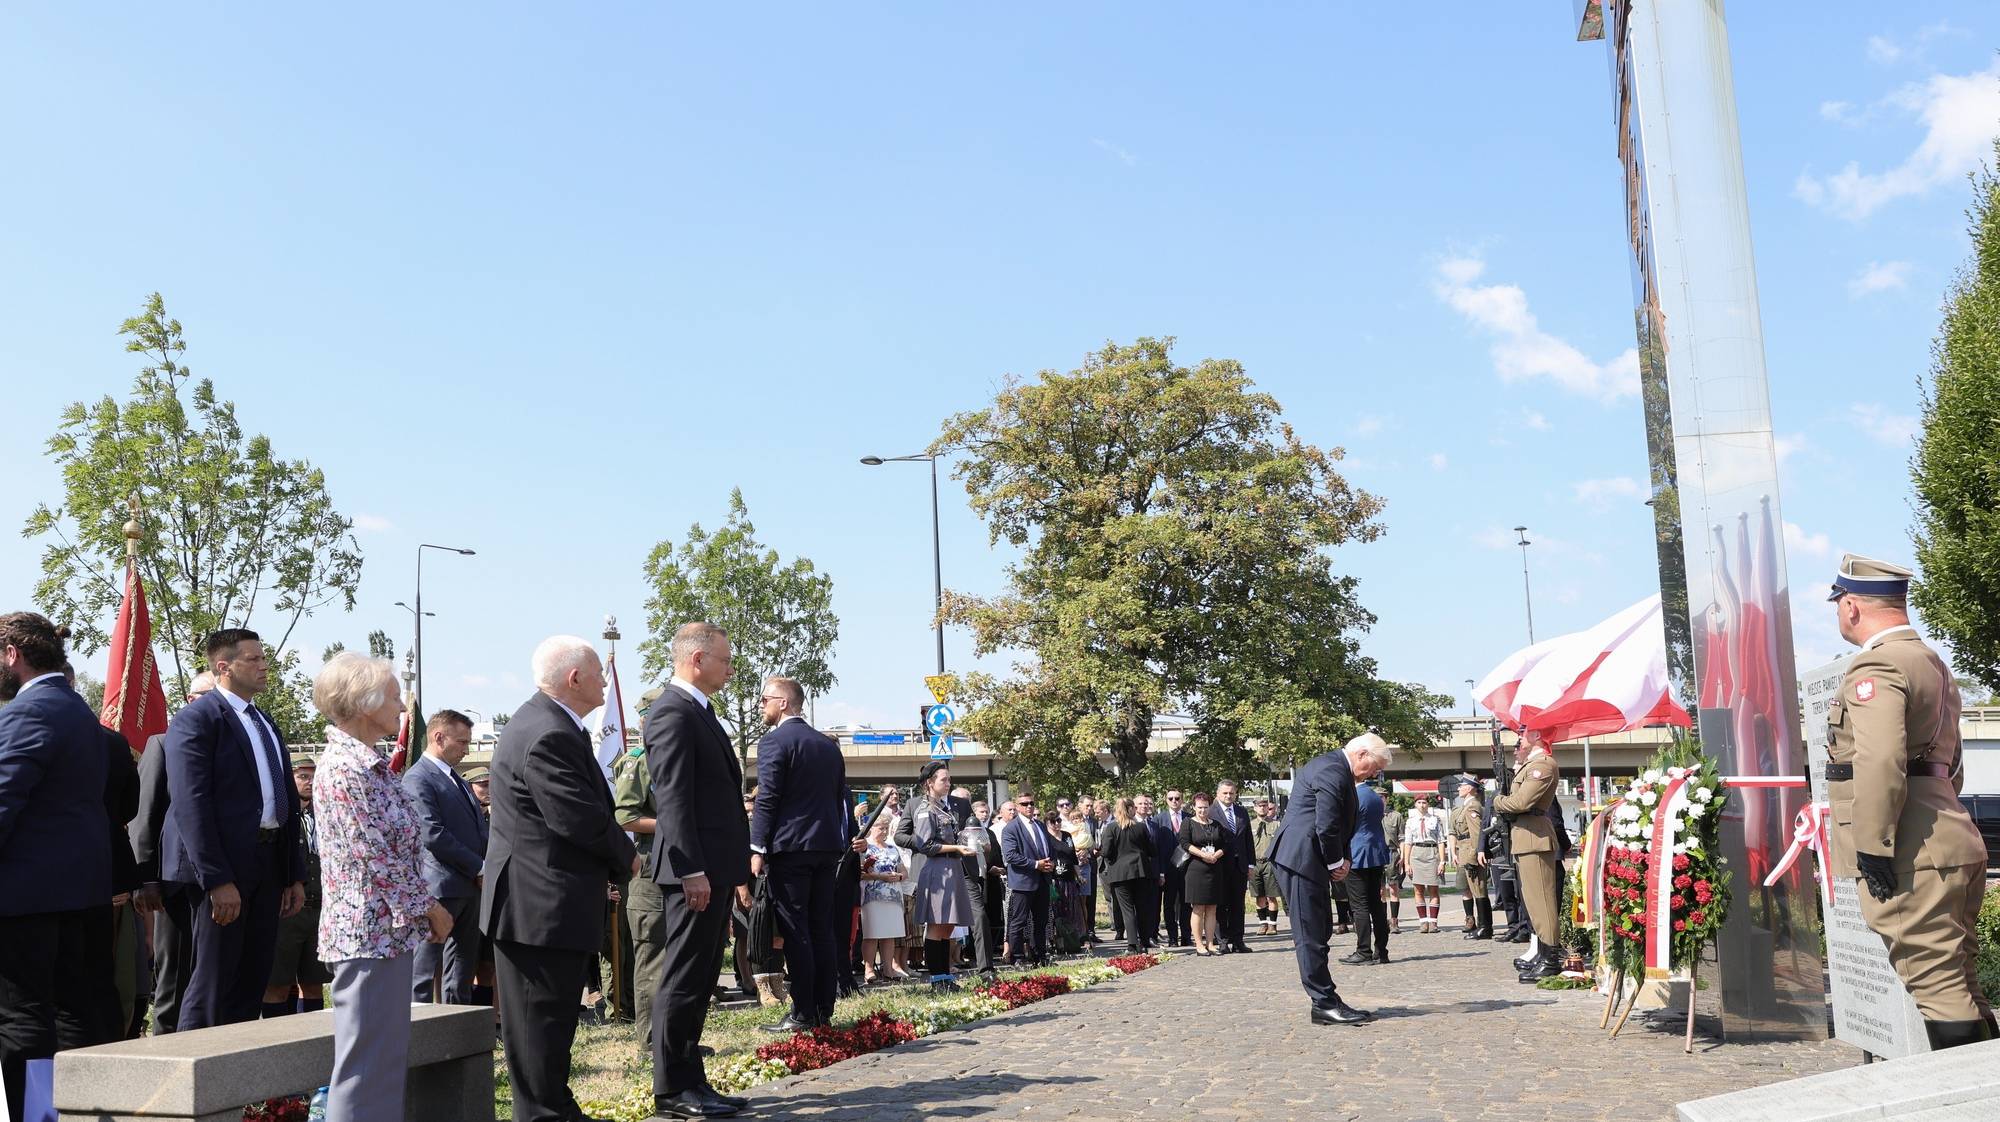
left=219, top=687, right=285, bottom=829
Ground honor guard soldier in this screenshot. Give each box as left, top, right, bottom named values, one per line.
left=1451, top=783, right=1492, bottom=939
left=1495, top=732, right=1562, bottom=981
left=1824, top=555, right=1993, bottom=1049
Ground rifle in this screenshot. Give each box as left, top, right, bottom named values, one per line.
left=1486, top=721, right=1515, bottom=860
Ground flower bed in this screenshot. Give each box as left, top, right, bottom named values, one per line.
left=975, top=973, right=1072, bottom=1010
left=754, top=1010, right=919, bottom=1074
left=1105, top=953, right=1159, bottom=975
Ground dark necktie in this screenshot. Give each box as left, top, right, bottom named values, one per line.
left=245, top=704, right=290, bottom=825
left=450, top=767, right=480, bottom=814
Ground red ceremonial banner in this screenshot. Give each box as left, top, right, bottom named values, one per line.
left=101, top=558, right=169, bottom=748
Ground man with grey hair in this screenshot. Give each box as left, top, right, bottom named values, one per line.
left=1271, top=732, right=1392, bottom=1026
left=483, top=636, right=639, bottom=1122
left=644, top=622, right=752, bottom=1117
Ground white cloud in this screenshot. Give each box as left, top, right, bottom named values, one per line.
left=1847, top=260, right=1912, bottom=297
left=1353, top=414, right=1386, bottom=437
left=1784, top=522, right=1831, bottom=558
left=1433, top=255, right=1639, bottom=401
left=1865, top=35, right=1904, bottom=65
left=1820, top=99, right=1864, bottom=125
left=1795, top=61, right=2000, bottom=220
left=1091, top=138, right=1137, bottom=166
left=460, top=673, right=492, bottom=688
left=351, top=513, right=394, bottom=533
left=1850, top=403, right=1918, bottom=447
left=1572, top=476, right=1645, bottom=510
left=1774, top=433, right=1808, bottom=464
left=1429, top=452, right=1449, bottom=472
left=1552, top=585, right=1582, bottom=606
left=1523, top=409, right=1552, bottom=432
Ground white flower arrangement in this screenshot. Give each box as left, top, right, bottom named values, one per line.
left=1667, top=766, right=1687, bottom=779
left=1644, top=769, right=1663, bottom=784
left=1694, top=787, right=1713, bottom=803
left=1686, top=803, right=1705, bottom=819
left=1640, top=790, right=1658, bottom=806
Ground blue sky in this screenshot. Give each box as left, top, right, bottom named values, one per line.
left=4, top=5, right=1997, bottom=734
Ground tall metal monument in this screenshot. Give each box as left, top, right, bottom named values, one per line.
left=1574, top=0, right=1827, bottom=1039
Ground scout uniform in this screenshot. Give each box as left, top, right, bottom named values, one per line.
left=1380, top=803, right=1405, bottom=929
left=613, top=689, right=666, bottom=1050
left=1451, top=794, right=1492, bottom=939
left=1249, top=813, right=1283, bottom=933
left=1494, top=744, right=1560, bottom=979
left=1823, top=555, right=1991, bottom=1046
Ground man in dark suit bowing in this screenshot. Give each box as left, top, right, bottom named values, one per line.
left=645, top=622, right=752, bottom=1120
left=748, top=675, right=848, bottom=1034
left=1272, top=733, right=1392, bottom=1026
left=482, top=636, right=639, bottom=1122
left=160, top=629, right=307, bottom=1030
left=404, top=710, right=489, bottom=1004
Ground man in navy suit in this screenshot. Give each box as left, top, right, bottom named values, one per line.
left=160, top=629, right=306, bottom=1030
left=1000, top=791, right=1056, bottom=966
left=1211, top=779, right=1255, bottom=953
left=1153, top=790, right=1193, bottom=948
left=644, top=623, right=752, bottom=1119
left=0, top=613, right=116, bottom=1121
left=404, top=709, right=488, bottom=1004
left=1272, top=733, right=1392, bottom=1026
left=748, top=676, right=848, bottom=1035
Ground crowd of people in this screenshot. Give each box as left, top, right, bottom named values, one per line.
left=0, top=607, right=1580, bottom=1121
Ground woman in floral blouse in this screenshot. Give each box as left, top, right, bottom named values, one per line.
left=312, top=653, right=452, bottom=1122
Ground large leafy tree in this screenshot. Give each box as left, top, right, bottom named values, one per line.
left=938, top=337, right=1449, bottom=794
left=1913, top=145, right=2000, bottom=693
left=640, top=488, right=839, bottom=775
left=25, top=293, right=363, bottom=727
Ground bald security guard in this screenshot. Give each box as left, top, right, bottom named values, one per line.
left=1824, top=555, right=1993, bottom=1049
left=1495, top=732, right=1561, bottom=981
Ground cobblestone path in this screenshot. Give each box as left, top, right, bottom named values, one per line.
left=739, top=919, right=1853, bottom=1121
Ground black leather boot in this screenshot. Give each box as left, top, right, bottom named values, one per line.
left=1518, top=946, right=1563, bottom=983
left=1472, top=897, right=1494, bottom=939
left=1923, top=1018, right=1993, bottom=1050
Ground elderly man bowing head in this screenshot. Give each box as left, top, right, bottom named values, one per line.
left=1271, top=732, right=1393, bottom=1027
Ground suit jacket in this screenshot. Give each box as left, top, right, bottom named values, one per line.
left=1143, top=816, right=1180, bottom=872
left=999, top=814, right=1053, bottom=892
left=750, top=718, right=849, bottom=856
left=1271, top=749, right=1355, bottom=876
left=104, top=728, right=141, bottom=895
left=1154, top=810, right=1194, bottom=868
left=1096, top=820, right=1155, bottom=884
left=0, top=676, right=112, bottom=915
left=479, top=692, right=637, bottom=952
left=1348, top=783, right=1391, bottom=870
left=644, top=685, right=750, bottom=891
left=130, top=732, right=173, bottom=884
left=1211, top=799, right=1253, bottom=873
left=159, top=689, right=305, bottom=892
left=403, top=754, right=490, bottom=900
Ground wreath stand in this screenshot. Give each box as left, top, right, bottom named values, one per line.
left=1602, top=964, right=1698, bottom=1052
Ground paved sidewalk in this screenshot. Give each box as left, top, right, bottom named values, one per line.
left=741, top=920, right=1854, bottom=1121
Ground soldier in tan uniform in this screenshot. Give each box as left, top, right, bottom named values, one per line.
left=1451, top=784, right=1492, bottom=940
left=1495, top=733, right=1561, bottom=981
left=1824, top=554, right=1993, bottom=1049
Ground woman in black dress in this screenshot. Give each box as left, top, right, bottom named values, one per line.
left=1177, top=792, right=1228, bottom=956
left=1096, top=797, right=1158, bottom=955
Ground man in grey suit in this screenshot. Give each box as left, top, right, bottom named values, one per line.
left=404, top=709, right=488, bottom=1004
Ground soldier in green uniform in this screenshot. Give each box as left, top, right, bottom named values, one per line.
left=1451, top=783, right=1491, bottom=939
left=1495, top=733, right=1561, bottom=981
left=1824, top=555, right=1993, bottom=1049
left=613, top=686, right=666, bottom=1052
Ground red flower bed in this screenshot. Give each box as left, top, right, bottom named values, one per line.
left=975, top=973, right=1072, bottom=1009
left=1105, top=954, right=1159, bottom=975
left=754, top=1010, right=918, bottom=1074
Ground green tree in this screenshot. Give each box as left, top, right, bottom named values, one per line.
left=937, top=337, right=1449, bottom=795
left=639, top=488, right=840, bottom=775
left=25, top=294, right=363, bottom=706
left=1913, top=145, right=2000, bottom=696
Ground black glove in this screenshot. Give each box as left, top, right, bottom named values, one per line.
left=1856, top=851, right=1898, bottom=903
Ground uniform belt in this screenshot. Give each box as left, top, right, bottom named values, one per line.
left=1823, top=761, right=1953, bottom=781
left=1410, top=841, right=1438, bottom=847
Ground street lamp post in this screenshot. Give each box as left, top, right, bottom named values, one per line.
left=1513, top=526, right=1536, bottom=644
left=860, top=453, right=946, bottom=675
left=416, top=543, right=476, bottom=712
left=393, top=600, right=434, bottom=670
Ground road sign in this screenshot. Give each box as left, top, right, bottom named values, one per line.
left=851, top=733, right=908, bottom=746
left=925, top=704, right=956, bottom=733
left=925, top=674, right=956, bottom=704
left=929, top=732, right=955, bottom=759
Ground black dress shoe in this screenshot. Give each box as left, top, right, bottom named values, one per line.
left=758, top=1013, right=815, bottom=1034
left=1336, top=950, right=1376, bottom=965
left=1508, top=931, right=1531, bottom=943
left=1518, top=950, right=1563, bottom=983
left=1230, top=943, right=1253, bottom=954
left=1372, top=951, right=1390, bottom=964
left=652, top=1088, right=738, bottom=1118
left=700, top=1084, right=751, bottom=1111
left=1309, top=998, right=1373, bottom=1025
